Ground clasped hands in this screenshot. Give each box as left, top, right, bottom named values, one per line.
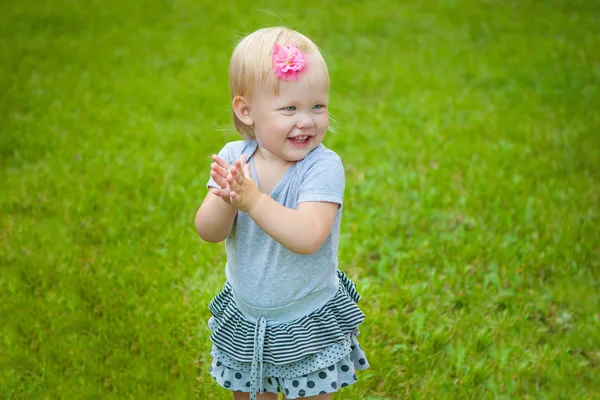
left=210, top=154, right=262, bottom=213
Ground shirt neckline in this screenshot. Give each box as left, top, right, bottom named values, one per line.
left=247, top=141, right=297, bottom=198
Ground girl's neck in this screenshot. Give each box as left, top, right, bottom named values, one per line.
left=253, top=145, right=295, bottom=196
left=256, top=146, right=294, bottom=168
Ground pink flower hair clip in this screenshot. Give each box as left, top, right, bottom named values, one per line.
left=272, top=43, right=305, bottom=81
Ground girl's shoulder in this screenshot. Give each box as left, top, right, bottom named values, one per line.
left=219, top=140, right=257, bottom=162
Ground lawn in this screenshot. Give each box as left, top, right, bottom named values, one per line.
left=1, top=0, right=599, bottom=398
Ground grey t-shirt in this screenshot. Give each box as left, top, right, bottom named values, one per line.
left=207, top=140, right=345, bottom=324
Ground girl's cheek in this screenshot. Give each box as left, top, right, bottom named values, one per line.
left=319, top=114, right=329, bottom=129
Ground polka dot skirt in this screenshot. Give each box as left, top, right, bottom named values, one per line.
left=209, top=333, right=369, bottom=398
left=212, top=328, right=362, bottom=378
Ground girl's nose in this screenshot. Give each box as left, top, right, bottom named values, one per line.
left=296, top=114, right=315, bottom=129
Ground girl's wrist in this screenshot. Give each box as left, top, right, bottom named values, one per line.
left=245, top=191, right=264, bottom=215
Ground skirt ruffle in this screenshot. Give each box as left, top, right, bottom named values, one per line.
left=208, top=270, right=365, bottom=365
left=209, top=332, right=370, bottom=398
left=211, top=328, right=361, bottom=378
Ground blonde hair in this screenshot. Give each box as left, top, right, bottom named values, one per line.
left=229, top=27, right=329, bottom=139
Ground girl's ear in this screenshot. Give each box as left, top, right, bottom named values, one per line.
left=232, top=96, right=253, bottom=127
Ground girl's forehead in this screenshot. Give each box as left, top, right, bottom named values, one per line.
left=258, top=70, right=329, bottom=100
left=253, top=77, right=329, bottom=105
left=279, top=77, right=328, bottom=98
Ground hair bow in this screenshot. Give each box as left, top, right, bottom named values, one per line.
left=272, top=43, right=305, bottom=81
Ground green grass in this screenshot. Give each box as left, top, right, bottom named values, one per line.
left=1, top=0, right=599, bottom=398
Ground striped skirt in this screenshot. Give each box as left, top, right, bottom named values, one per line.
left=207, top=270, right=369, bottom=399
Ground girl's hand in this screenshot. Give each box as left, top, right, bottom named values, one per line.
left=227, top=156, right=262, bottom=213
left=210, top=154, right=238, bottom=204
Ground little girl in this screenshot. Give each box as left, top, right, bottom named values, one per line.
left=195, top=26, right=369, bottom=400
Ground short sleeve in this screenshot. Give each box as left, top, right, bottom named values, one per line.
left=297, top=151, right=345, bottom=207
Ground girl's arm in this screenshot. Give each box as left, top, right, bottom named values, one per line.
left=249, top=195, right=338, bottom=255
left=194, top=155, right=243, bottom=242
left=194, top=192, right=237, bottom=242
left=220, top=158, right=338, bottom=255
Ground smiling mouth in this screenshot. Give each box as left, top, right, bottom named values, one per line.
left=290, top=135, right=310, bottom=143
left=288, top=135, right=312, bottom=148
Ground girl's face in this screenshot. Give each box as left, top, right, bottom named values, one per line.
left=248, top=63, right=329, bottom=163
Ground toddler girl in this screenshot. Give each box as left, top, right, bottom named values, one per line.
left=195, top=26, right=369, bottom=400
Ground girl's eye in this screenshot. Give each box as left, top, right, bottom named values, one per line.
left=283, top=106, right=296, bottom=111
left=313, top=104, right=326, bottom=110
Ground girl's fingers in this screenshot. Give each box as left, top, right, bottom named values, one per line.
left=213, top=188, right=227, bottom=198
left=212, top=155, right=232, bottom=170
left=213, top=188, right=232, bottom=204
left=243, top=163, right=251, bottom=179
left=211, top=170, right=228, bottom=188
left=227, top=174, right=239, bottom=191
left=230, top=166, right=244, bottom=184
left=211, top=162, right=228, bottom=178
left=233, top=160, right=245, bottom=179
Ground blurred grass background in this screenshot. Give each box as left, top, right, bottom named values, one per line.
left=1, top=0, right=599, bottom=398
